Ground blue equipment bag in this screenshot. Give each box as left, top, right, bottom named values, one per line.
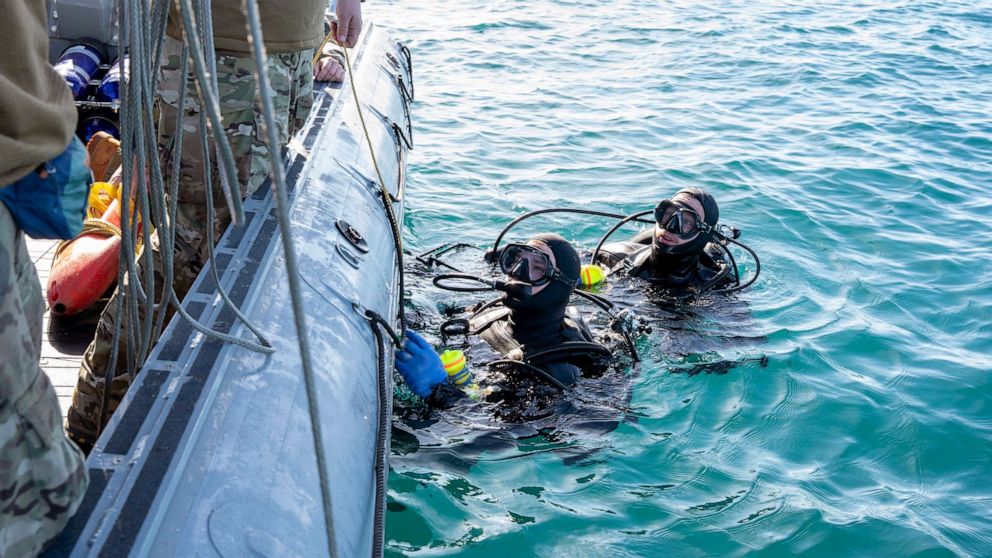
left=0, top=137, right=91, bottom=240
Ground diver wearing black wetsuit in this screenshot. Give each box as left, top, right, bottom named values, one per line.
left=395, top=233, right=612, bottom=405
left=596, top=188, right=731, bottom=292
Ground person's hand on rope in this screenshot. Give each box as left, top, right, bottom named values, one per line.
left=313, top=55, right=345, bottom=82
left=333, top=0, right=363, bottom=48
left=394, top=330, right=447, bottom=398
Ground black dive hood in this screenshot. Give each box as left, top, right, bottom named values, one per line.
left=643, top=188, right=720, bottom=284
left=650, top=187, right=719, bottom=260
left=503, top=233, right=580, bottom=343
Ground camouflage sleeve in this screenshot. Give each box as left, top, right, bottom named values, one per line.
left=1, top=205, right=88, bottom=557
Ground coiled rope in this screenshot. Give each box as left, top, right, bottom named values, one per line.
left=53, top=219, right=124, bottom=260
left=99, top=0, right=279, bottom=434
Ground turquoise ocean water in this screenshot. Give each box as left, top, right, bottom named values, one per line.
left=371, top=1, right=992, bottom=555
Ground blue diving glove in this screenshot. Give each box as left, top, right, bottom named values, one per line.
left=394, top=330, right=447, bottom=398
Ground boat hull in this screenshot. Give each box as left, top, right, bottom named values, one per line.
left=44, top=23, right=411, bottom=557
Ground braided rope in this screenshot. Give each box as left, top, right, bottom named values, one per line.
left=53, top=219, right=122, bottom=261
left=242, top=0, right=337, bottom=553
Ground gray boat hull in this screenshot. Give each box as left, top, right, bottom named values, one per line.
left=45, top=23, right=411, bottom=557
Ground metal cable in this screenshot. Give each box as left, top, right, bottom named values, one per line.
left=176, top=0, right=245, bottom=226
left=159, top=4, right=273, bottom=352
left=100, top=0, right=140, bottom=431
left=196, top=110, right=273, bottom=351
left=241, top=0, right=337, bottom=553
left=98, top=0, right=277, bottom=435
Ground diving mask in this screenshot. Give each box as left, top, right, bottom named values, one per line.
left=654, top=199, right=711, bottom=239
left=498, top=243, right=577, bottom=288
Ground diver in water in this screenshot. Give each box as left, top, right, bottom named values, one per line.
left=594, top=188, right=737, bottom=292
left=395, top=233, right=616, bottom=406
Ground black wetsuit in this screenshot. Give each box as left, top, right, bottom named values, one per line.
left=427, top=233, right=612, bottom=408
left=597, top=228, right=730, bottom=291
left=427, top=302, right=610, bottom=408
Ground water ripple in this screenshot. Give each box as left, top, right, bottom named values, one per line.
left=376, top=0, right=992, bottom=555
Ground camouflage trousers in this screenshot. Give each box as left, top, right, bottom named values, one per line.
left=66, top=37, right=315, bottom=451
left=0, top=204, right=88, bottom=556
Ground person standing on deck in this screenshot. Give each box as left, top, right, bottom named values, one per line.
left=0, top=1, right=90, bottom=554
left=66, top=0, right=364, bottom=453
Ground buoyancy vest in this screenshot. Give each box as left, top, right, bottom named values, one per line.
left=597, top=229, right=730, bottom=291
left=467, top=303, right=611, bottom=385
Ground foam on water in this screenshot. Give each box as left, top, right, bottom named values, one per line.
left=372, top=1, right=992, bottom=555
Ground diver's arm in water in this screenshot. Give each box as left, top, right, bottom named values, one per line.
left=395, top=331, right=448, bottom=398
left=394, top=330, right=475, bottom=408
left=595, top=229, right=653, bottom=268
left=595, top=242, right=639, bottom=268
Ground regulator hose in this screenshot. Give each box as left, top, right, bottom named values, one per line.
left=490, top=208, right=654, bottom=261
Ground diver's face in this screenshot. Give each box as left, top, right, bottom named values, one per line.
left=503, top=240, right=556, bottom=296
left=655, top=193, right=706, bottom=247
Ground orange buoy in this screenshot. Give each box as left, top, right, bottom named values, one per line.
left=47, top=198, right=123, bottom=316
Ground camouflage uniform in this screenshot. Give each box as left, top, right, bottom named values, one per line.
left=1, top=204, right=88, bottom=556
left=66, top=36, right=315, bottom=451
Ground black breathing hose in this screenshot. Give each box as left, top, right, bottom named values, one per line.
left=590, top=209, right=656, bottom=264
left=487, top=359, right=569, bottom=391
left=709, top=234, right=761, bottom=294
left=490, top=208, right=654, bottom=260
left=432, top=273, right=502, bottom=293
left=720, top=241, right=742, bottom=287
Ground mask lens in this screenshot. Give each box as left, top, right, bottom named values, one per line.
left=509, top=258, right=531, bottom=282
left=679, top=210, right=698, bottom=234
left=655, top=199, right=702, bottom=239
left=499, top=244, right=552, bottom=284
left=655, top=200, right=675, bottom=227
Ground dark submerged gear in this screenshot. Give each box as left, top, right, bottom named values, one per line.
left=468, top=304, right=611, bottom=386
